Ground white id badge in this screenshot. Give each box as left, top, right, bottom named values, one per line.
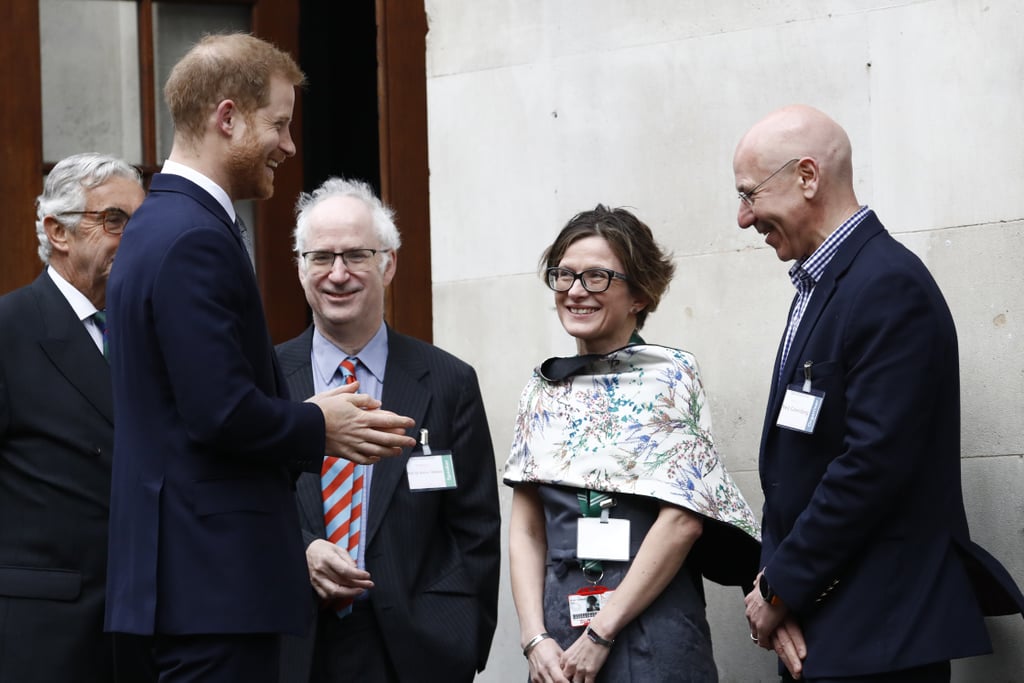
left=576, top=517, right=630, bottom=561
left=406, top=451, right=457, bottom=491
left=777, top=386, right=825, bottom=433
left=567, top=588, right=615, bottom=628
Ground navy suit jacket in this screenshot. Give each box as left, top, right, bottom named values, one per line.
left=276, top=326, right=500, bottom=682
left=0, top=273, right=120, bottom=681
left=759, top=211, right=1024, bottom=677
left=104, top=174, right=325, bottom=636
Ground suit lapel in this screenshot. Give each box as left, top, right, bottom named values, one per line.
left=276, top=326, right=433, bottom=546
left=762, top=214, right=885, bottom=441
left=366, top=329, right=431, bottom=549
left=32, top=273, right=113, bottom=425
left=295, top=468, right=327, bottom=537
left=277, top=326, right=316, bottom=398
left=769, top=276, right=839, bottom=409
left=149, top=173, right=249, bottom=261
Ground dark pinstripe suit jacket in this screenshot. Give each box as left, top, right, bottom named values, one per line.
left=276, top=325, right=500, bottom=682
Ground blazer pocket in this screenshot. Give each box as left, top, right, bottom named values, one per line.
left=191, top=477, right=277, bottom=516
left=423, top=563, right=474, bottom=596
left=0, top=565, right=82, bottom=601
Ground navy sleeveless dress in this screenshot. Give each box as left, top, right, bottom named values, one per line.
left=537, top=485, right=718, bottom=682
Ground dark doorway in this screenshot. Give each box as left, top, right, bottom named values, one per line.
left=295, top=0, right=433, bottom=342
left=300, top=0, right=382, bottom=195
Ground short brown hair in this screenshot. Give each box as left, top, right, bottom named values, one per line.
left=164, top=32, right=306, bottom=144
left=541, top=205, right=674, bottom=330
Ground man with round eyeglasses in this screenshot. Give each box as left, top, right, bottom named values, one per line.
left=276, top=176, right=500, bottom=683
left=0, top=153, right=155, bottom=683
left=300, top=248, right=386, bottom=271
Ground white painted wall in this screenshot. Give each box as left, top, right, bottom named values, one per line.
left=425, top=1, right=1024, bottom=680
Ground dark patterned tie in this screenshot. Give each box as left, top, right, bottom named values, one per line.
left=91, top=310, right=108, bottom=359
left=236, top=214, right=255, bottom=270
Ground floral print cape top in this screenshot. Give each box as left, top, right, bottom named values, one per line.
left=504, top=344, right=761, bottom=554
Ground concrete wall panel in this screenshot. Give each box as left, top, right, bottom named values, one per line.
left=426, top=1, right=1024, bottom=680
left=867, top=0, right=1024, bottom=231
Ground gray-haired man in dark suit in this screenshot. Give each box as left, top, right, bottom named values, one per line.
left=0, top=152, right=154, bottom=683
left=277, top=177, right=501, bottom=683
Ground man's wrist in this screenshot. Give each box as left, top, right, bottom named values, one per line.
left=759, top=569, right=781, bottom=606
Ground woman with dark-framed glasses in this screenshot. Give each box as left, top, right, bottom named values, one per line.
left=504, top=205, right=761, bottom=683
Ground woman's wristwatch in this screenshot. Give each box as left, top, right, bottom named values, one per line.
left=585, top=625, right=615, bottom=648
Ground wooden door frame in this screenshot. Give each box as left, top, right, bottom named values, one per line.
left=0, top=0, right=44, bottom=294
left=377, top=0, right=432, bottom=343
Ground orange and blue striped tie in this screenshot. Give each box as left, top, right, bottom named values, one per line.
left=321, top=357, right=364, bottom=617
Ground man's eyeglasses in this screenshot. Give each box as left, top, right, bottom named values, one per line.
left=737, top=158, right=800, bottom=208
left=545, top=266, right=629, bottom=293
left=300, top=248, right=388, bottom=272
left=58, top=209, right=131, bottom=235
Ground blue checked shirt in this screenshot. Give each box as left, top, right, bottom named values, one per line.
left=777, top=206, right=871, bottom=379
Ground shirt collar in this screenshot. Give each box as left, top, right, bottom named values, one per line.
left=788, top=205, right=871, bottom=292
left=46, top=266, right=98, bottom=321
left=311, top=321, right=389, bottom=385
left=161, top=159, right=236, bottom=222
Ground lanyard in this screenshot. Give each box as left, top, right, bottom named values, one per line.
left=575, top=490, right=615, bottom=579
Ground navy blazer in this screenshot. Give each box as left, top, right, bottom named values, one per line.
left=104, top=174, right=325, bottom=636
left=0, top=273, right=119, bottom=681
left=759, top=211, right=1024, bottom=677
left=276, top=325, right=501, bottom=682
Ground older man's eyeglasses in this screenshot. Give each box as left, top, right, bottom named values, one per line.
left=546, top=267, right=629, bottom=293
left=301, top=248, right=388, bottom=272
left=737, top=158, right=800, bottom=208
left=58, top=209, right=131, bottom=235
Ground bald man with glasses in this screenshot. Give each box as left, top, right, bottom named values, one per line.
left=735, top=105, right=1024, bottom=683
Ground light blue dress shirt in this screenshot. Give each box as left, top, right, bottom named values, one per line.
left=311, top=321, right=389, bottom=576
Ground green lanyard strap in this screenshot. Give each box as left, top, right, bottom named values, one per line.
left=576, top=490, right=613, bottom=579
